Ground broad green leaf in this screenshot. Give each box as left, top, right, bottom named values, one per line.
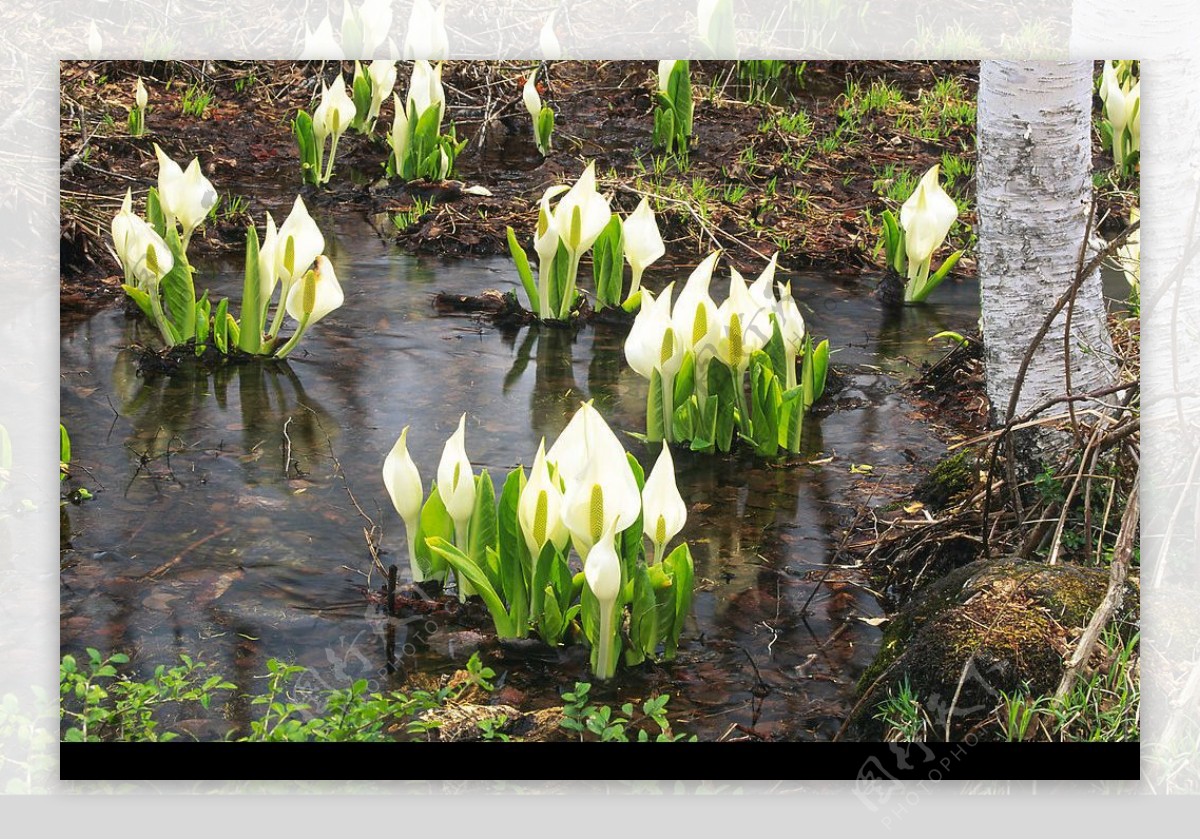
left=213, top=298, right=230, bottom=354
left=194, top=292, right=211, bottom=352
left=159, top=226, right=196, bottom=342
left=121, top=284, right=154, bottom=320
left=592, top=215, right=625, bottom=307
left=663, top=543, right=694, bottom=659
left=619, top=451, right=647, bottom=577
left=238, top=225, right=262, bottom=354
left=506, top=226, right=538, bottom=312
left=146, top=188, right=166, bottom=238
left=810, top=339, right=830, bottom=402
left=426, top=538, right=516, bottom=637
left=763, top=317, right=787, bottom=383
left=646, top=367, right=665, bottom=443
left=673, top=351, right=695, bottom=406
left=416, top=483, right=454, bottom=581
left=468, top=469, right=498, bottom=574
left=917, top=250, right=964, bottom=302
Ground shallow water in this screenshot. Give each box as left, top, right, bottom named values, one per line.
left=60, top=203, right=981, bottom=740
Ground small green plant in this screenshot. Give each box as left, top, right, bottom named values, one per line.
left=127, top=77, right=148, bottom=136
left=723, top=182, right=749, bottom=204
left=233, top=72, right=257, bottom=94
left=60, top=650, right=235, bottom=742
left=988, top=625, right=1140, bottom=742
left=392, top=195, right=435, bottom=230
left=876, top=164, right=964, bottom=303
left=765, top=109, right=814, bottom=137
left=1033, top=465, right=1066, bottom=504
left=522, top=69, right=555, bottom=157
left=939, top=151, right=974, bottom=192
left=898, top=75, right=975, bottom=140
left=559, top=682, right=695, bottom=742
left=996, top=686, right=1047, bottom=742
left=871, top=163, right=919, bottom=205
left=462, top=651, right=496, bottom=692
left=60, top=650, right=480, bottom=743
left=477, top=714, right=512, bottom=741
left=59, top=423, right=70, bottom=482
left=653, top=60, right=693, bottom=161
left=875, top=676, right=928, bottom=741
left=386, top=61, right=466, bottom=184
left=179, top=84, right=214, bottom=119
left=737, top=60, right=806, bottom=104
left=207, top=191, right=250, bottom=223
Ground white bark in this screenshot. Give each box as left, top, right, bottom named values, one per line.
left=977, top=60, right=1117, bottom=423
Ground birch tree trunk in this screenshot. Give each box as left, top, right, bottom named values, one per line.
left=976, top=60, right=1117, bottom=424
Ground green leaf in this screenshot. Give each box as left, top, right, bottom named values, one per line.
left=213, top=298, right=229, bottom=354
left=646, top=367, right=665, bottom=443
left=917, top=250, right=964, bottom=302
left=146, top=188, right=167, bottom=238
left=426, top=538, right=517, bottom=637
left=619, top=452, right=647, bottom=578
left=159, top=226, right=196, bottom=342
left=352, top=65, right=373, bottom=125
left=194, top=291, right=211, bottom=353
left=536, top=106, right=555, bottom=155
left=663, top=543, right=694, bottom=659
left=707, top=361, right=737, bottom=452
left=531, top=542, right=564, bottom=640
left=673, top=351, right=695, bottom=406
left=416, top=484, right=454, bottom=582
left=468, top=470, right=498, bottom=571
left=811, top=339, right=829, bottom=402
left=592, top=215, right=625, bottom=308
left=628, top=564, right=658, bottom=663
left=121, top=284, right=155, bottom=320
left=763, top=317, right=787, bottom=382
left=506, top=226, right=538, bottom=312
left=670, top=60, right=693, bottom=139
left=881, top=209, right=902, bottom=272
left=292, top=111, right=319, bottom=186
left=238, top=225, right=263, bottom=354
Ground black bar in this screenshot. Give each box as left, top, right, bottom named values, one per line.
left=61, top=741, right=1139, bottom=781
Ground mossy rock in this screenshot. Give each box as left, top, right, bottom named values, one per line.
left=912, top=449, right=975, bottom=510
left=851, top=557, right=1131, bottom=740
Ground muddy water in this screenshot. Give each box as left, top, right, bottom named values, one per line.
left=59, top=204, right=980, bottom=741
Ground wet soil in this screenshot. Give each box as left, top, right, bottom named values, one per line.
left=60, top=60, right=986, bottom=307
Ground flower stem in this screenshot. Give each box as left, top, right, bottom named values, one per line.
left=322, top=132, right=342, bottom=184
left=558, top=251, right=582, bottom=319
left=596, top=605, right=616, bottom=680
left=273, top=315, right=310, bottom=359
left=453, top=516, right=474, bottom=602
left=404, top=523, right=423, bottom=584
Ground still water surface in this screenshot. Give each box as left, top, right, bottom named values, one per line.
left=60, top=204, right=980, bottom=740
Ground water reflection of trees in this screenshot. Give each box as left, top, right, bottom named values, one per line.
left=111, top=350, right=338, bottom=478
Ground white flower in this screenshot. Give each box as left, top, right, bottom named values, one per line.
left=899, top=164, right=957, bottom=279
left=641, top=444, right=687, bottom=565
left=285, top=255, right=344, bottom=326
left=622, top=198, right=665, bottom=295
left=436, top=413, right=476, bottom=528
left=403, top=0, right=449, bottom=60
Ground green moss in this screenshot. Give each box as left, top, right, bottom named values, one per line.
left=852, top=558, right=1116, bottom=739
left=913, top=448, right=974, bottom=509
